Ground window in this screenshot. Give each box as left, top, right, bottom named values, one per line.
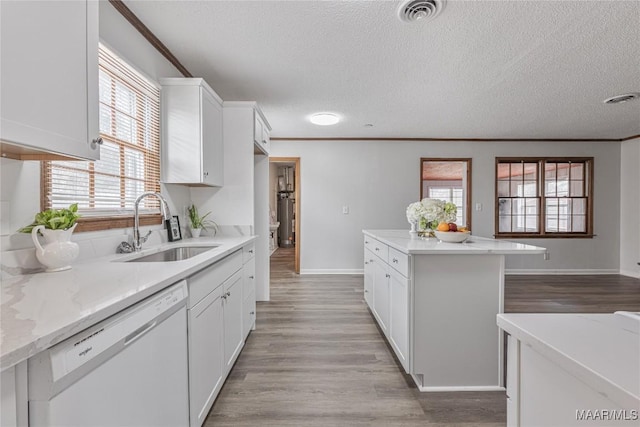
left=42, top=45, right=161, bottom=230
left=495, top=158, right=593, bottom=237
left=420, top=158, right=472, bottom=228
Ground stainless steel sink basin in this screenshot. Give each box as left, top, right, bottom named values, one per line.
left=126, top=246, right=218, bottom=262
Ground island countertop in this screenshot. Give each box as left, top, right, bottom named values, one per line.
left=0, top=235, right=255, bottom=371
left=363, top=229, right=547, bottom=255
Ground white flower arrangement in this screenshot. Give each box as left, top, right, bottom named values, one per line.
left=406, top=198, right=457, bottom=233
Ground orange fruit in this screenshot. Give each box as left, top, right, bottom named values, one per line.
left=437, top=222, right=450, bottom=232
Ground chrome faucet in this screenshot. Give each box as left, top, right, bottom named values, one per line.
left=131, top=192, right=172, bottom=252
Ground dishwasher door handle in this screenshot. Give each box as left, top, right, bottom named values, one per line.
left=124, top=320, right=158, bottom=346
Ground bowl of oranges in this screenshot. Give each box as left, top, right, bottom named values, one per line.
left=434, top=222, right=471, bottom=243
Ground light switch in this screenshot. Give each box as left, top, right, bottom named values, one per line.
left=475, top=203, right=483, bottom=211
left=342, top=206, right=349, bottom=214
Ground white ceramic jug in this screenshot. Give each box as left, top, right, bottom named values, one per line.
left=31, top=224, right=80, bottom=272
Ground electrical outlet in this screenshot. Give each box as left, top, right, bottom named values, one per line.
left=475, top=203, right=483, bottom=211
left=342, top=206, right=349, bottom=214
left=544, top=252, right=550, bottom=261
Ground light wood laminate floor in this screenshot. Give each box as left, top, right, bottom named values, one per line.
left=206, top=248, right=640, bottom=426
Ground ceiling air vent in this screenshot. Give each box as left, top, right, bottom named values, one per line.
left=397, top=0, right=445, bottom=23
left=603, top=93, right=640, bottom=104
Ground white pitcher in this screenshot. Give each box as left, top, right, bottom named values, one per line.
left=31, top=224, right=80, bottom=272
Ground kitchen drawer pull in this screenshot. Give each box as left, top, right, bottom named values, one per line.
left=226, top=291, right=231, bottom=297
left=385, top=273, right=390, bottom=278
left=375, top=247, right=379, bottom=251
left=92, top=137, right=103, bottom=145
left=249, top=275, right=254, bottom=279
left=392, top=258, right=398, bottom=263
left=249, top=249, right=254, bottom=254
left=250, top=311, right=255, bottom=315
left=365, top=240, right=369, bottom=244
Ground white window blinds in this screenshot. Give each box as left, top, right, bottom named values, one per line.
left=43, top=45, right=161, bottom=215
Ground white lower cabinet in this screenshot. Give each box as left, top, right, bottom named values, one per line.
left=242, top=244, right=257, bottom=338
left=185, top=249, right=245, bottom=427
left=372, top=258, right=390, bottom=333
left=1, top=361, right=28, bottom=427
left=364, top=236, right=411, bottom=372
left=188, top=285, right=224, bottom=427
left=223, top=271, right=244, bottom=371
left=389, top=270, right=409, bottom=369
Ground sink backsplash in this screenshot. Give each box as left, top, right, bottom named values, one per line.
left=0, top=225, right=252, bottom=278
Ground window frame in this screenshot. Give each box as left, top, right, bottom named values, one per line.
left=41, top=46, right=162, bottom=233
left=494, top=157, right=594, bottom=238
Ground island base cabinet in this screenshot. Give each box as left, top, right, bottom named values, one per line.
left=389, top=270, right=409, bottom=371
left=412, top=255, right=503, bottom=390
left=372, top=258, right=390, bottom=333
left=518, top=344, right=635, bottom=426
left=363, top=254, right=374, bottom=308
left=188, top=287, right=224, bottom=427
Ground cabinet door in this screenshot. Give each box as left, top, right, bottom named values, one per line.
left=372, top=259, right=390, bottom=334
left=0, top=0, right=99, bottom=160
left=260, top=123, right=270, bottom=153
left=223, top=271, right=244, bottom=371
left=188, top=287, right=224, bottom=427
left=389, top=270, right=409, bottom=370
left=253, top=114, right=263, bottom=145
left=243, top=258, right=256, bottom=302
left=363, top=250, right=374, bottom=308
left=201, top=87, right=223, bottom=186
left=243, top=290, right=256, bottom=338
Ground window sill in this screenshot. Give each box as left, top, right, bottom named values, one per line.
left=494, top=233, right=595, bottom=239
left=75, top=214, right=162, bottom=233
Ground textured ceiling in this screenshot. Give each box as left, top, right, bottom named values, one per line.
left=123, top=0, right=640, bottom=140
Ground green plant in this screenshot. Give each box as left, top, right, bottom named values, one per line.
left=187, top=204, right=217, bottom=232
left=19, top=204, right=81, bottom=233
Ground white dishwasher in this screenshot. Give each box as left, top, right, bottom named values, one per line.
left=28, top=282, right=189, bottom=427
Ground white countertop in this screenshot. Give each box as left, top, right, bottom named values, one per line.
left=363, top=229, right=547, bottom=255
left=0, top=235, right=255, bottom=371
left=498, top=313, right=640, bottom=409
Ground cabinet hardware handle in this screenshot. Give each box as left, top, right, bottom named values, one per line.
left=392, top=258, right=398, bottom=263
left=364, top=262, right=368, bottom=265
left=364, top=290, right=368, bottom=293
left=92, top=137, right=103, bottom=146
left=370, top=259, right=374, bottom=263
left=226, top=291, right=231, bottom=297
left=375, top=248, right=379, bottom=251
left=249, top=249, right=254, bottom=254
left=365, top=241, right=369, bottom=244
left=221, top=295, right=227, bottom=300
left=203, top=171, right=209, bottom=177
left=385, top=274, right=390, bottom=278
left=250, top=311, right=255, bottom=315
left=249, top=275, right=254, bottom=279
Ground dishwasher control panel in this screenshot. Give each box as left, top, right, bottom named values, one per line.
left=36, top=281, right=187, bottom=383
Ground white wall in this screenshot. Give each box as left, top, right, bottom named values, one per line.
left=620, top=138, right=640, bottom=278
left=270, top=139, right=621, bottom=274
left=0, top=2, right=190, bottom=251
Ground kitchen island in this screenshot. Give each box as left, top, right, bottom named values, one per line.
left=362, top=230, right=546, bottom=391
left=498, top=312, right=639, bottom=426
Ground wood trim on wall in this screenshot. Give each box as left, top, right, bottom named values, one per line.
left=74, top=214, right=162, bottom=233
left=270, top=157, right=301, bottom=274
left=108, top=0, right=192, bottom=77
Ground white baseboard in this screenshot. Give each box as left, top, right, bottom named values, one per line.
left=417, top=385, right=505, bottom=392
left=505, top=269, right=620, bottom=275
left=620, top=269, right=640, bottom=279
left=299, top=269, right=364, bottom=275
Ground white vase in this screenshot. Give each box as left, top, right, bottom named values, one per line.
left=409, top=221, right=418, bottom=237
left=190, top=227, right=202, bottom=238
left=31, top=224, right=79, bottom=272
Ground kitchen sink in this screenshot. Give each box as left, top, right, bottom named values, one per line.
left=125, top=246, right=219, bottom=262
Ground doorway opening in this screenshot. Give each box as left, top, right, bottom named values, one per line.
left=269, top=157, right=300, bottom=274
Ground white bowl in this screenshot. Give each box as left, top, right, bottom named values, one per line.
left=434, top=230, right=470, bottom=243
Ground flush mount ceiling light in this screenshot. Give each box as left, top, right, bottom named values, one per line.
left=397, top=0, right=445, bottom=23
left=309, top=113, right=340, bottom=126
left=603, top=93, right=640, bottom=104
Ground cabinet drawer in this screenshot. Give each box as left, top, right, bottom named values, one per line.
left=188, top=251, right=242, bottom=308
left=365, top=238, right=388, bottom=261
left=242, top=243, right=255, bottom=264
left=388, top=247, right=409, bottom=277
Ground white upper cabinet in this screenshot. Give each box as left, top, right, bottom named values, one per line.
left=0, top=0, right=100, bottom=161
left=160, top=78, right=223, bottom=187
left=253, top=108, right=271, bottom=155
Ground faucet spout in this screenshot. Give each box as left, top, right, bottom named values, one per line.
left=133, top=192, right=172, bottom=251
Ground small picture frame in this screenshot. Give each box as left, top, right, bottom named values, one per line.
left=166, top=216, right=182, bottom=242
